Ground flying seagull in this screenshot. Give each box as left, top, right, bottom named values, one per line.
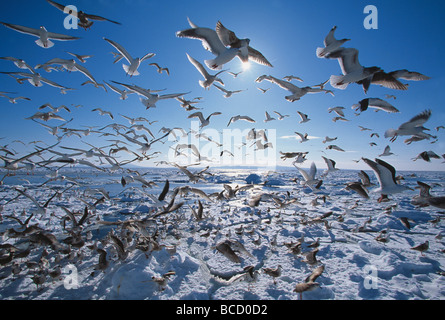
left=264, top=75, right=332, bottom=102
left=326, top=47, right=381, bottom=91
left=316, top=26, right=350, bottom=58
left=215, top=20, right=273, bottom=68
left=0, top=22, right=80, bottom=48
left=188, top=111, right=222, bottom=128
left=176, top=18, right=242, bottom=70
left=384, top=109, right=435, bottom=142
left=186, top=53, right=226, bottom=89
left=46, top=0, right=121, bottom=30
left=352, top=98, right=399, bottom=113
left=362, top=157, right=412, bottom=202
left=104, top=38, right=155, bottom=76
left=227, top=115, right=255, bottom=127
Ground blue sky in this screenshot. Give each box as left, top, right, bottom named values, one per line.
left=0, top=0, right=444, bottom=171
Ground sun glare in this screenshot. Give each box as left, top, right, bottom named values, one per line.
left=242, top=61, right=251, bottom=70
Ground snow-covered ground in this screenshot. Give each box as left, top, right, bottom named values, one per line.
left=0, top=167, right=444, bottom=300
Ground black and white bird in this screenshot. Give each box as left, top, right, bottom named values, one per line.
left=46, top=0, right=121, bottom=30
left=352, top=98, right=399, bottom=113
left=362, top=158, right=412, bottom=202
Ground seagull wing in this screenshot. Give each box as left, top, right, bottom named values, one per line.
left=188, top=112, right=205, bottom=123
left=266, top=75, right=300, bottom=93
left=186, top=53, right=210, bottom=79
left=46, top=31, right=80, bottom=41
left=177, top=27, right=227, bottom=55
left=327, top=47, right=361, bottom=74
left=362, top=158, right=397, bottom=188
left=104, top=38, right=133, bottom=64
left=1, top=22, right=40, bottom=37
left=74, top=63, right=97, bottom=83
left=398, top=109, right=431, bottom=130
left=83, top=13, right=121, bottom=25
left=215, top=21, right=239, bottom=47
left=247, top=46, right=273, bottom=67
left=368, top=71, right=408, bottom=91
left=46, top=0, right=69, bottom=13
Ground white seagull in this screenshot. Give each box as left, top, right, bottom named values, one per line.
left=264, top=111, right=276, bottom=123
left=216, top=20, right=273, bottom=68
left=0, top=22, right=80, bottom=48
left=379, top=145, right=394, bottom=157
left=321, top=156, right=339, bottom=176
left=213, top=84, right=245, bottom=98
left=110, top=81, right=188, bottom=109
left=186, top=53, right=226, bottom=89
left=273, top=111, right=290, bottom=120
left=316, top=26, right=351, bottom=58
left=104, top=81, right=134, bottom=100
left=227, top=115, right=256, bottom=127
left=104, top=37, right=155, bottom=76
left=188, top=111, right=222, bottom=128
left=326, top=47, right=381, bottom=91
left=294, top=162, right=320, bottom=188
left=264, top=75, right=332, bottom=102
left=384, top=109, right=434, bottom=142
left=295, top=132, right=309, bottom=143
left=297, top=111, right=310, bottom=123
left=176, top=18, right=241, bottom=70
left=36, top=58, right=99, bottom=84
left=362, top=157, right=412, bottom=202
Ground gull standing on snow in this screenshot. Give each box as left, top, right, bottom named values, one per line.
left=0, top=22, right=80, bottom=48
left=362, top=157, right=412, bottom=202
left=316, top=26, right=351, bottom=58
left=384, top=109, right=435, bottom=142
left=186, top=53, right=226, bottom=89
left=104, top=38, right=155, bottom=76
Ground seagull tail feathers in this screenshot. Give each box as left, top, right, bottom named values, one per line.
left=35, top=39, right=54, bottom=48
left=122, top=64, right=139, bottom=76
left=329, top=75, right=348, bottom=90
left=316, top=47, right=327, bottom=58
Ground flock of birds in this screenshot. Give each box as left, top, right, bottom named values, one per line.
left=0, top=0, right=444, bottom=299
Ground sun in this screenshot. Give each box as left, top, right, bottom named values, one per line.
left=242, top=61, right=251, bottom=71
